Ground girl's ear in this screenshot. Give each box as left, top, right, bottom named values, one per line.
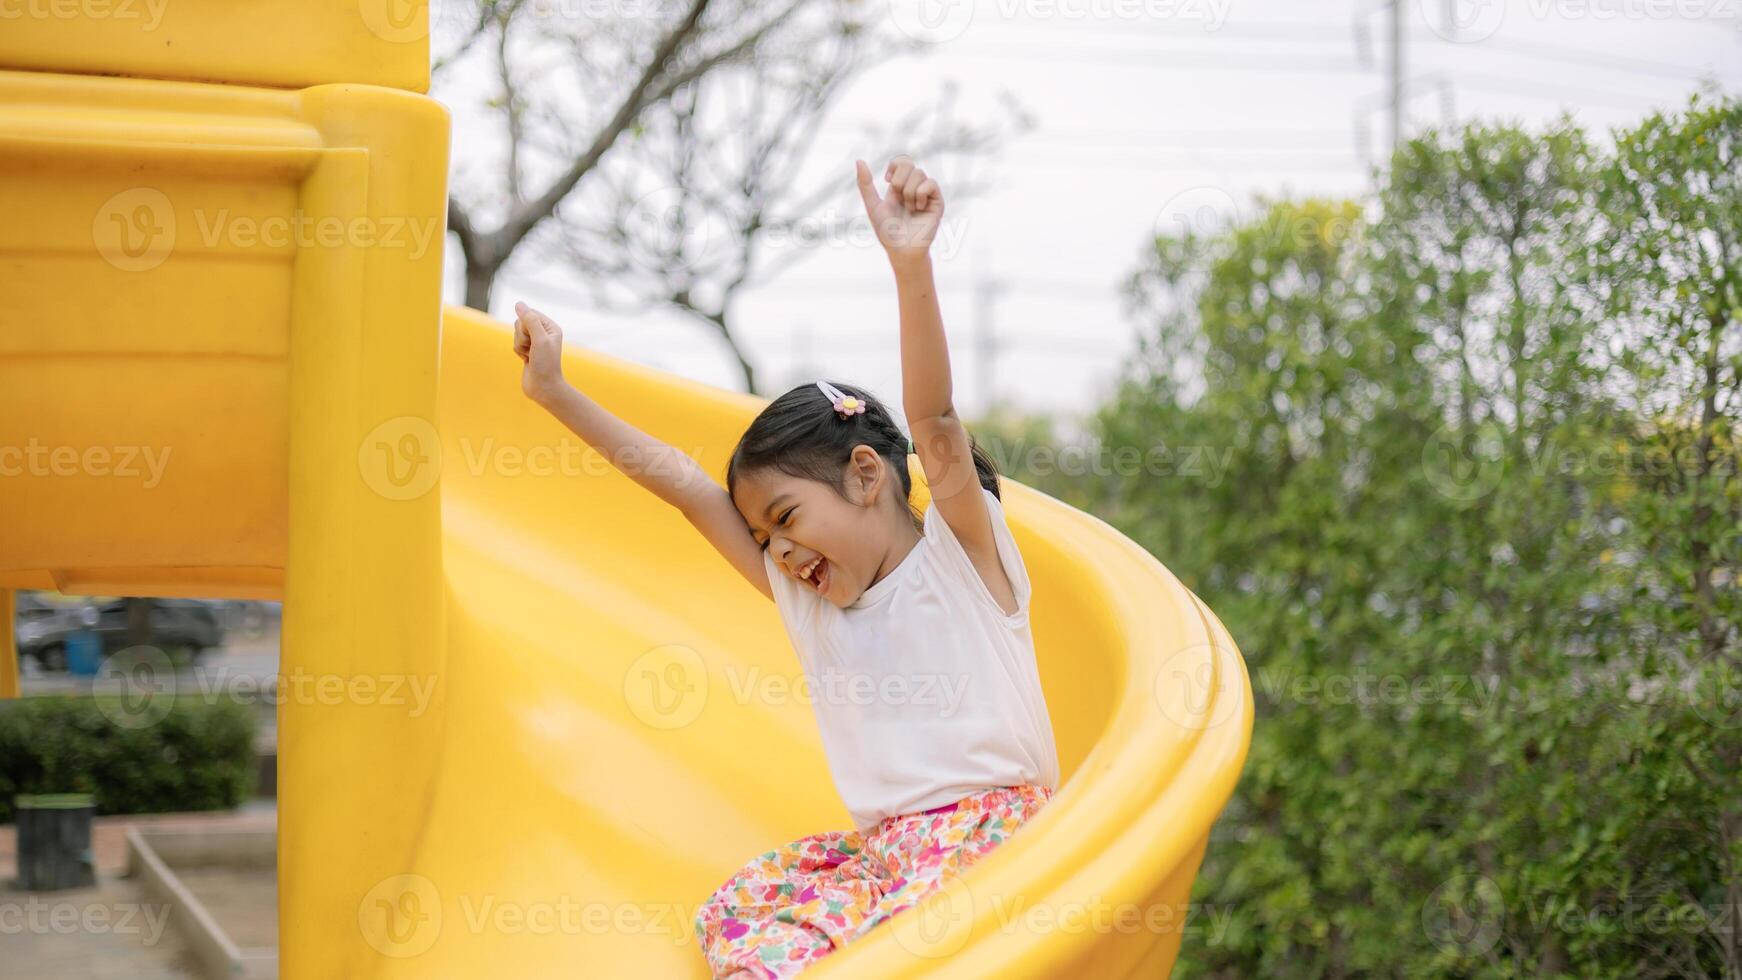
left=847, top=444, right=884, bottom=503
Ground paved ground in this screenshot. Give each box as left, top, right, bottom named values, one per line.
left=0, top=870, right=205, bottom=979
left=172, top=865, right=278, bottom=949
left=0, top=802, right=278, bottom=980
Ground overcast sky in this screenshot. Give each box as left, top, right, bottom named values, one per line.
left=443, top=0, right=1742, bottom=427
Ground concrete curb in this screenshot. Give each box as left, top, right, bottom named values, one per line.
left=127, top=827, right=276, bottom=980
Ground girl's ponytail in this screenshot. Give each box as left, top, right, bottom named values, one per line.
left=966, top=430, right=1002, bottom=500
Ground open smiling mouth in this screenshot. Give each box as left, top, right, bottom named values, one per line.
left=796, top=556, right=830, bottom=594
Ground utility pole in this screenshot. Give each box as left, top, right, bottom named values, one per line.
left=972, top=276, right=1004, bottom=416
left=794, top=321, right=814, bottom=377
left=1390, top=0, right=1406, bottom=150
left=1352, top=0, right=1420, bottom=165
left=784, top=321, right=819, bottom=392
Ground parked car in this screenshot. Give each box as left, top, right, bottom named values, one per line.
left=14, top=595, right=226, bottom=672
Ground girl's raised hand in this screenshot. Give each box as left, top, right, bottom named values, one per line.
left=855, top=155, right=943, bottom=260
left=512, top=301, right=567, bottom=403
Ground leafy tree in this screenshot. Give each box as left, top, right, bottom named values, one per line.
left=1090, top=97, right=1741, bottom=978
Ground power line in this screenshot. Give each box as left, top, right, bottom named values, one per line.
left=1452, top=73, right=1669, bottom=109
left=767, top=274, right=1122, bottom=297
left=815, top=333, right=1130, bottom=356
left=1476, top=35, right=1736, bottom=81
left=1011, top=126, right=1354, bottom=147
left=503, top=277, right=1139, bottom=371
left=938, top=44, right=1369, bottom=72
left=966, top=20, right=1359, bottom=43
left=1008, top=151, right=1369, bottom=173
left=966, top=18, right=1728, bottom=81
left=957, top=10, right=1735, bottom=78
left=814, top=126, right=1366, bottom=155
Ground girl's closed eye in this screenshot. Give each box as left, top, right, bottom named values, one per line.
left=758, top=508, right=796, bottom=551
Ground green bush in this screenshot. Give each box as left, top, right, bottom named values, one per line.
left=0, top=694, right=257, bottom=824
left=981, top=95, right=1738, bottom=977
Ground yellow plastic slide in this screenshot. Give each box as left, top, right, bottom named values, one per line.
left=418, top=308, right=1255, bottom=977
left=0, top=9, right=1252, bottom=976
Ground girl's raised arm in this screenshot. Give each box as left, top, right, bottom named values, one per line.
left=854, top=157, right=1017, bottom=612
left=512, top=302, right=772, bottom=601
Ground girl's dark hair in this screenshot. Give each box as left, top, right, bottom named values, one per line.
left=727, top=380, right=1001, bottom=519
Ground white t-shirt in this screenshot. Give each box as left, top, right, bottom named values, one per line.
left=761, top=484, right=1062, bottom=833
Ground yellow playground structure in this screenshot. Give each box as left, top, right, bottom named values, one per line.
left=0, top=6, right=1252, bottom=976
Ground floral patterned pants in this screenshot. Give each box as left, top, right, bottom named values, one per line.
left=692, top=784, right=1054, bottom=978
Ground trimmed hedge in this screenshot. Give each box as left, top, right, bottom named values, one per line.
left=0, top=694, right=257, bottom=824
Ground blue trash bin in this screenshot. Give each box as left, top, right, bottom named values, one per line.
left=66, top=630, right=102, bottom=676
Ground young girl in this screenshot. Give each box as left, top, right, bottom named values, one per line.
left=511, top=155, right=1060, bottom=978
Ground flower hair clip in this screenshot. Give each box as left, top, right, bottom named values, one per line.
left=816, top=380, right=866, bottom=418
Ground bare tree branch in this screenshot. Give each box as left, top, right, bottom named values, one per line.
left=536, top=41, right=1029, bottom=391
left=441, top=0, right=1027, bottom=390
left=493, top=0, right=715, bottom=253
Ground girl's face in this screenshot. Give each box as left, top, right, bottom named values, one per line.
left=734, top=445, right=912, bottom=608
